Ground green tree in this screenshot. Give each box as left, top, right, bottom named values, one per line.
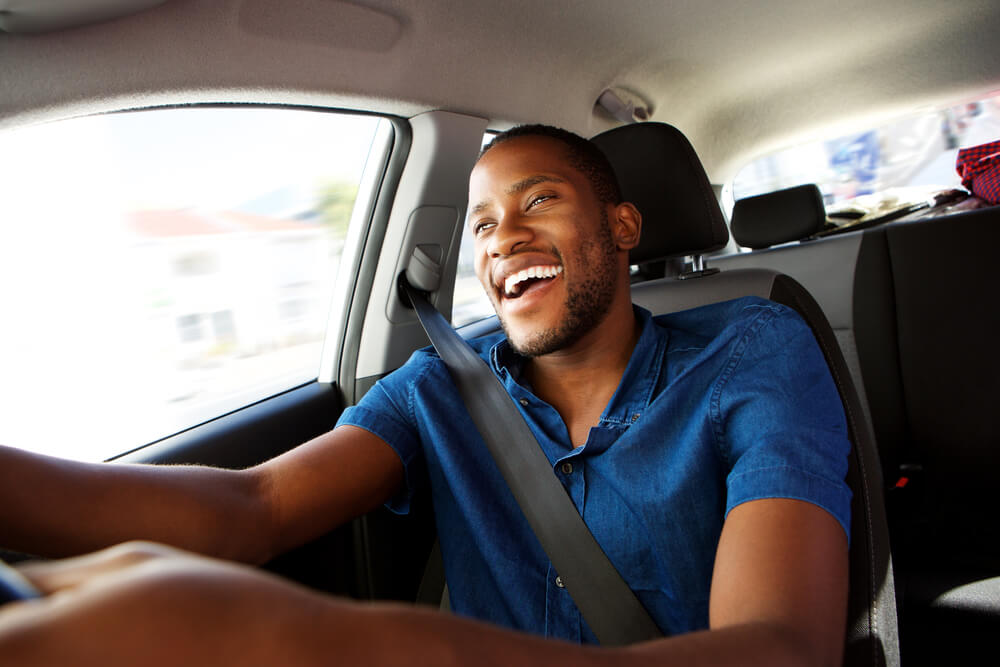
left=317, top=181, right=359, bottom=239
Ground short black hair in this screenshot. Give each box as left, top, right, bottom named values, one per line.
left=479, top=124, right=623, bottom=206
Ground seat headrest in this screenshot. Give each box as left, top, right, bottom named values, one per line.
left=731, top=184, right=826, bottom=249
left=591, top=122, right=729, bottom=264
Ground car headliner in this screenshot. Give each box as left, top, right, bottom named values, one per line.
left=1, top=0, right=999, bottom=182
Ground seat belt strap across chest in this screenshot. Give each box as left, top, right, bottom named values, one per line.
left=402, top=279, right=662, bottom=646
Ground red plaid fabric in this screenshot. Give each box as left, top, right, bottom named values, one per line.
left=956, top=139, right=1000, bottom=204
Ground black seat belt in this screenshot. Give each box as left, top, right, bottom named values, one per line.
left=401, top=277, right=662, bottom=646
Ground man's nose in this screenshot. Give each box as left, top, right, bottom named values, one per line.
left=488, top=214, right=533, bottom=258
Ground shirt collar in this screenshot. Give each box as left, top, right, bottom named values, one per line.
left=599, top=305, right=668, bottom=425
left=488, top=305, right=669, bottom=424
left=489, top=332, right=522, bottom=381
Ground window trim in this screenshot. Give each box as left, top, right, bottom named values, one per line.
left=329, top=115, right=412, bottom=404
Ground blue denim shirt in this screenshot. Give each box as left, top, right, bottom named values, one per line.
left=338, top=297, right=851, bottom=642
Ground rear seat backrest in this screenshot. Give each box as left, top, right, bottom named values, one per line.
left=854, top=208, right=1000, bottom=664
left=862, top=208, right=1000, bottom=530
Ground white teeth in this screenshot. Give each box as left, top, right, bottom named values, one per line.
left=503, top=265, right=563, bottom=297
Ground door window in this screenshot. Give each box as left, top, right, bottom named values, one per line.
left=0, top=107, right=387, bottom=461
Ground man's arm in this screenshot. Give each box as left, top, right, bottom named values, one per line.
left=0, top=495, right=847, bottom=667
left=703, top=497, right=849, bottom=666
left=0, top=425, right=403, bottom=563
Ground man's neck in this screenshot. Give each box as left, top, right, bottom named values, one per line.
left=523, top=301, right=641, bottom=447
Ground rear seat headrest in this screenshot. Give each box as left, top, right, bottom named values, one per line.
left=731, top=184, right=826, bottom=249
left=591, top=123, right=729, bottom=264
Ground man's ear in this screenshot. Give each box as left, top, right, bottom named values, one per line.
left=611, top=202, right=642, bottom=251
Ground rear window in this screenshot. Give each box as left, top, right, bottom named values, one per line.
left=729, top=91, right=1000, bottom=219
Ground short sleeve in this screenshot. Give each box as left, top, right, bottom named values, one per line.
left=336, top=352, right=432, bottom=514
left=714, top=304, right=852, bottom=540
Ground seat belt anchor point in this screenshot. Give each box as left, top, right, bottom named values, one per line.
left=400, top=245, right=443, bottom=309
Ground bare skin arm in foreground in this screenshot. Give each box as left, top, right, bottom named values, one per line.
left=0, top=496, right=847, bottom=667
left=0, top=424, right=402, bottom=563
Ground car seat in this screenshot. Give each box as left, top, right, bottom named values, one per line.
left=592, top=122, right=900, bottom=667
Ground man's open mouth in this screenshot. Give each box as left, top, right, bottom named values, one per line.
left=502, top=265, right=563, bottom=299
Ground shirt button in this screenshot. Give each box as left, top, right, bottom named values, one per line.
left=631, top=413, right=640, bottom=422
left=560, top=462, right=573, bottom=474
left=519, top=398, right=529, bottom=406
left=555, top=575, right=565, bottom=588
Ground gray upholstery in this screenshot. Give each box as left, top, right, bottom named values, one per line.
left=631, top=268, right=776, bottom=313
left=731, top=184, right=827, bottom=249
left=852, top=209, right=1000, bottom=664
left=593, top=122, right=900, bottom=666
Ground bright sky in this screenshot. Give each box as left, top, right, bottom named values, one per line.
left=99, top=107, right=377, bottom=209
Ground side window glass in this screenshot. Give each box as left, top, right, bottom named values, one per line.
left=452, top=133, right=496, bottom=327
left=453, top=225, right=496, bottom=327
left=0, top=107, right=385, bottom=461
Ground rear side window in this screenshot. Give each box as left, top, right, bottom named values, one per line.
left=453, top=223, right=496, bottom=327
left=0, top=107, right=386, bottom=461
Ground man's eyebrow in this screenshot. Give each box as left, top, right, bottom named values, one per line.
left=469, top=199, right=492, bottom=217
left=468, top=175, right=566, bottom=222
left=505, top=174, right=565, bottom=196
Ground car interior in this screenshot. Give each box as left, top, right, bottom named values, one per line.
left=2, top=1, right=1000, bottom=665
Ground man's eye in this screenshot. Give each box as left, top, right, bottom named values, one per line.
left=473, top=221, right=495, bottom=235
left=528, top=194, right=554, bottom=208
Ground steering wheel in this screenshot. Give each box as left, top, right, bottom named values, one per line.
left=0, top=558, right=41, bottom=604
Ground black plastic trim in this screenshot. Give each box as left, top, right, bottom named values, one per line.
left=113, top=381, right=342, bottom=468
left=339, top=116, right=413, bottom=405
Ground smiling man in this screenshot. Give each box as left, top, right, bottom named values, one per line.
left=464, top=127, right=644, bottom=447
left=0, top=126, right=852, bottom=666
left=471, top=130, right=631, bottom=360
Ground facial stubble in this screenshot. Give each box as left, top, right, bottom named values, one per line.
left=498, top=210, right=618, bottom=358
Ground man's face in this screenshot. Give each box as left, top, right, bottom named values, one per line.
left=467, top=136, right=621, bottom=357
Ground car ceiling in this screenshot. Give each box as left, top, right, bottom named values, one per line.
left=2, top=0, right=999, bottom=183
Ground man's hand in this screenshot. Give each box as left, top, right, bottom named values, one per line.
left=0, top=541, right=587, bottom=667
left=0, top=425, right=403, bottom=564
left=0, top=542, right=351, bottom=666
